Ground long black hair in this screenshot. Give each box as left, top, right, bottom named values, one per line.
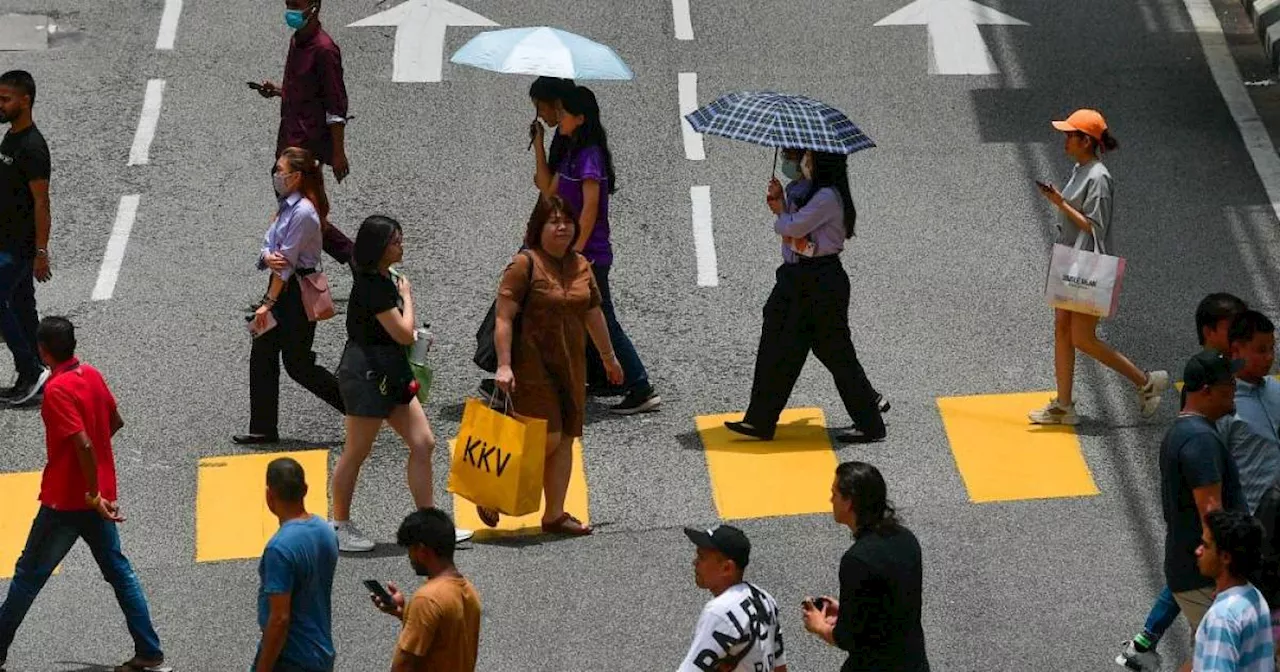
left=835, top=461, right=899, bottom=537
left=559, top=86, right=618, bottom=195
left=352, top=214, right=402, bottom=272
left=794, top=151, right=857, bottom=238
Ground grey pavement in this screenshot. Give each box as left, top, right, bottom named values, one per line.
left=0, top=0, right=1278, bottom=669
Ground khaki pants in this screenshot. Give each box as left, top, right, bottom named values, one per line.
left=1173, top=587, right=1217, bottom=642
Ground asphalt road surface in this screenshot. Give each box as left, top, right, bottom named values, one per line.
left=2, top=0, right=1280, bottom=669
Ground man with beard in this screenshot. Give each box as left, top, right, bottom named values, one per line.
left=0, top=69, right=52, bottom=406
left=370, top=509, right=481, bottom=672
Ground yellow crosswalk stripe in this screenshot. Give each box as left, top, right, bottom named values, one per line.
left=0, top=472, right=48, bottom=579
left=937, top=391, right=1099, bottom=503
left=695, top=408, right=837, bottom=520
left=195, top=449, right=329, bottom=563
left=452, top=439, right=588, bottom=538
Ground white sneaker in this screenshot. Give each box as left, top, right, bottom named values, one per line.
left=7, top=367, right=49, bottom=406
left=332, top=520, right=375, bottom=552
left=1029, top=398, right=1079, bottom=425
left=1140, top=370, right=1170, bottom=417
left=455, top=528, right=474, bottom=544
left=1115, top=639, right=1162, bottom=671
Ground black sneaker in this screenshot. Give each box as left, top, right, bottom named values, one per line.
left=610, top=386, right=661, bottom=415
left=837, top=428, right=886, bottom=444
left=877, top=394, right=891, bottom=414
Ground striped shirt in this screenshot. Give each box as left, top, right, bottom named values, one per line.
left=1194, top=584, right=1275, bottom=671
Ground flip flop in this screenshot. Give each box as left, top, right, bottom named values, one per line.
left=541, top=512, right=592, bottom=536
left=476, top=505, right=500, bottom=528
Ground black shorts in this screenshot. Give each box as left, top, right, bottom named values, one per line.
left=337, top=342, right=412, bottom=419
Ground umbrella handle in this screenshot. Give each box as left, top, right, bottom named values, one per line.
left=527, top=115, right=539, bottom=151
left=771, top=147, right=778, bottom=180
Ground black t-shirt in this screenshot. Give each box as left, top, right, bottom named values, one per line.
left=0, top=125, right=51, bottom=257
left=833, top=525, right=931, bottom=672
left=1160, top=414, right=1248, bottom=592
left=346, top=271, right=401, bottom=346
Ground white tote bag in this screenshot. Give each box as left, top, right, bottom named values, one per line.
left=1044, top=230, right=1126, bottom=318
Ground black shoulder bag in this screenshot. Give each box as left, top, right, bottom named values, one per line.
left=474, top=250, right=534, bottom=373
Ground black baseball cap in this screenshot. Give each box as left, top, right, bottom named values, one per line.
left=684, top=524, right=750, bottom=570
left=1183, top=349, right=1242, bottom=392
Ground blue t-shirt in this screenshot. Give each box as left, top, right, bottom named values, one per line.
left=255, top=515, right=339, bottom=671
left=1160, top=415, right=1248, bottom=592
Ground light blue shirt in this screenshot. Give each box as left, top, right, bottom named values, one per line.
left=258, top=192, right=322, bottom=281
left=1218, top=377, right=1280, bottom=514
left=777, top=180, right=847, bottom=264
left=1193, top=584, right=1274, bottom=672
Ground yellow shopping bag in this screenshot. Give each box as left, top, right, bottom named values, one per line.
left=447, top=397, right=547, bottom=517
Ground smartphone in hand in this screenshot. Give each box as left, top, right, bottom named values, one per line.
left=364, top=579, right=394, bottom=607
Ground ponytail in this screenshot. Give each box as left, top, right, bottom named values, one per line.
left=1099, top=130, right=1119, bottom=153
left=279, top=147, right=330, bottom=220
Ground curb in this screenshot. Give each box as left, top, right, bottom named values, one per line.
left=1244, top=0, right=1280, bottom=71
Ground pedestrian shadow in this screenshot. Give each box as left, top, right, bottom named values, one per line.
left=467, top=520, right=617, bottom=547
left=341, top=542, right=407, bottom=560
left=435, top=401, right=466, bottom=423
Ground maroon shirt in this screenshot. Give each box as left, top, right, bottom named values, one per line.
left=277, top=25, right=348, bottom=166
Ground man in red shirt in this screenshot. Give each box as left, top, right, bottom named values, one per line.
left=254, top=0, right=353, bottom=265
left=0, top=317, right=165, bottom=672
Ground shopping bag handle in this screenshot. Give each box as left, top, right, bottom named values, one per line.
left=1072, top=226, right=1105, bottom=256
left=485, top=386, right=513, bottom=415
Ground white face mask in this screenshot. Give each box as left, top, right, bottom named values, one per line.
left=273, top=172, right=290, bottom=197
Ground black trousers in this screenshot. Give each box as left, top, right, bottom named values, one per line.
left=743, top=256, right=884, bottom=435
left=248, top=275, right=345, bottom=435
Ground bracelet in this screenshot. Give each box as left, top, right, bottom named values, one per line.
left=262, top=295, right=277, bottom=306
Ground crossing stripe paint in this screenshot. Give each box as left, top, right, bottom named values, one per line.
left=195, top=450, right=329, bottom=563
left=937, top=391, right=1099, bottom=503
left=451, top=439, right=588, bottom=538
left=695, top=408, right=837, bottom=520
left=0, top=471, right=49, bottom=579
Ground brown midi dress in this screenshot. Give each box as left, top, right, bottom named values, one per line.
left=497, top=249, right=602, bottom=438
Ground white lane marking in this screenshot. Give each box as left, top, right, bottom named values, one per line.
left=349, top=0, right=498, bottom=83
left=678, top=73, right=705, bottom=161
left=874, top=0, right=1027, bottom=76
left=1181, top=0, right=1280, bottom=224
left=128, top=79, right=165, bottom=166
left=672, top=0, right=694, bottom=40
left=155, top=0, right=183, bottom=50
left=92, top=195, right=141, bottom=301
left=690, top=186, right=717, bottom=287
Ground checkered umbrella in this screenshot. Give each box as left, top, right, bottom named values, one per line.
left=684, top=91, right=875, bottom=154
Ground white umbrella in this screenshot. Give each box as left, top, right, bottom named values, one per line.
left=450, top=27, right=634, bottom=80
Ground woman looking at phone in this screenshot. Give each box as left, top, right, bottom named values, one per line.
left=235, top=147, right=345, bottom=445
left=329, top=215, right=472, bottom=552
left=482, top=196, right=623, bottom=536
left=1028, top=109, right=1168, bottom=425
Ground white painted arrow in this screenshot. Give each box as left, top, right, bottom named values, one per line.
left=349, top=0, right=498, bottom=83
left=874, top=0, right=1027, bottom=76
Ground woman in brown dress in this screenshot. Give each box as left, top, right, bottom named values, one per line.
left=484, top=195, right=622, bottom=536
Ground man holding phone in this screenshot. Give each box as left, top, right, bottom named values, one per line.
left=253, top=0, right=353, bottom=266
left=369, top=508, right=481, bottom=672
left=255, top=457, right=338, bottom=672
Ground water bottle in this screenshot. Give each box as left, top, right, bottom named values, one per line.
left=410, top=322, right=432, bottom=364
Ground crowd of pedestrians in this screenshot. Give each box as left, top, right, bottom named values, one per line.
left=8, top=1, right=1280, bottom=670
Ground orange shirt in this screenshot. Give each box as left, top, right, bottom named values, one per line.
left=397, top=575, right=482, bottom=672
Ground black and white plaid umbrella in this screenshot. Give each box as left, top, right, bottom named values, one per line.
left=684, top=91, right=875, bottom=154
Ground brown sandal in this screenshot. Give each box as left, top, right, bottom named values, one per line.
left=476, top=505, right=500, bottom=528
left=541, top=512, right=593, bottom=536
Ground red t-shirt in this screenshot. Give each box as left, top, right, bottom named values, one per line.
left=39, top=359, right=119, bottom=510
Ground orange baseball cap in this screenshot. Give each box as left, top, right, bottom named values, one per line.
left=1052, top=109, right=1107, bottom=141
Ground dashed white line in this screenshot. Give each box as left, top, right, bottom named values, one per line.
left=155, top=0, right=183, bottom=50
left=690, top=186, right=717, bottom=287
left=678, top=73, right=705, bottom=161
left=92, top=195, right=141, bottom=301
left=672, top=0, right=694, bottom=40
left=128, top=79, right=165, bottom=166
left=1182, top=0, right=1280, bottom=223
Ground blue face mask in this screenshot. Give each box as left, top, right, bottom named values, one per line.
left=779, top=158, right=802, bottom=181
left=284, top=9, right=308, bottom=30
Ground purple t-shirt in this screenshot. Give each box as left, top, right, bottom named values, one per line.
left=556, top=145, right=612, bottom=266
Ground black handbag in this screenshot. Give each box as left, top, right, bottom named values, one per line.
left=474, top=250, right=533, bottom=373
